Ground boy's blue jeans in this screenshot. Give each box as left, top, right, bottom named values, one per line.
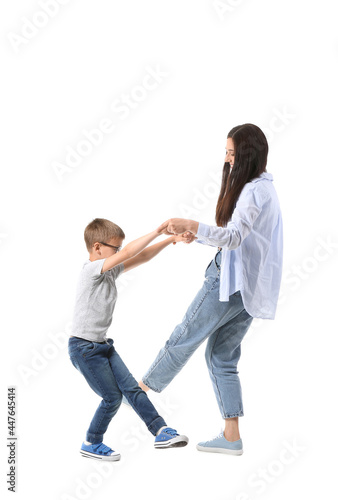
left=142, top=250, right=253, bottom=419
left=68, top=337, right=166, bottom=444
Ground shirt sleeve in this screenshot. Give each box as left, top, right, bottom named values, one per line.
left=83, top=259, right=106, bottom=279
left=109, top=263, right=125, bottom=279
left=195, top=186, right=267, bottom=250
left=195, top=238, right=217, bottom=247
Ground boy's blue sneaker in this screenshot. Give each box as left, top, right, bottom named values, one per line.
left=196, top=432, right=243, bottom=455
left=154, top=427, right=189, bottom=448
left=80, top=442, right=121, bottom=461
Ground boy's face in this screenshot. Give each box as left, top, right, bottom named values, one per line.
left=90, top=236, right=125, bottom=260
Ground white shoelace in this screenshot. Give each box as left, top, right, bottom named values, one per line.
left=205, top=431, right=224, bottom=444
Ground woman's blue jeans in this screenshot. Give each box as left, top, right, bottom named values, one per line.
left=68, top=337, right=166, bottom=443
left=142, top=250, right=253, bottom=419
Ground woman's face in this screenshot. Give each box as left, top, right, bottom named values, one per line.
left=225, top=138, right=235, bottom=168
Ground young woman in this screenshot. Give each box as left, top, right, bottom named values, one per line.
left=139, top=123, right=283, bottom=455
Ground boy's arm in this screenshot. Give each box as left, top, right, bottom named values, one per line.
left=123, top=235, right=183, bottom=273
left=101, top=229, right=162, bottom=273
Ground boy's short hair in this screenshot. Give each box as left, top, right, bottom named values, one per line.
left=84, top=218, right=125, bottom=251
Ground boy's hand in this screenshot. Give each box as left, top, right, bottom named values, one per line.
left=183, top=231, right=197, bottom=243
left=181, top=231, right=197, bottom=243
left=172, top=232, right=196, bottom=244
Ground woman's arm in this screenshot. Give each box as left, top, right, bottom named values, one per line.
left=160, top=187, right=266, bottom=250
left=158, top=219, right=199, bottom=235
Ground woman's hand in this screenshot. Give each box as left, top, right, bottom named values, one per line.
left=157, top=218, right=199, bottom=235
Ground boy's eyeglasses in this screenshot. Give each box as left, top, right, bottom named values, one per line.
left=99, top=242, right=121, bottom=252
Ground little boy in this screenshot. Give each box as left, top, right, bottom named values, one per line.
left=68, top=218, right=188, bottom=461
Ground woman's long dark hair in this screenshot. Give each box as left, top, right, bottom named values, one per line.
left=215, top=123, right=268, bottom=227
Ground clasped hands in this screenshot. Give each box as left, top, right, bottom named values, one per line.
left=157, top=218, right=198, bottom=244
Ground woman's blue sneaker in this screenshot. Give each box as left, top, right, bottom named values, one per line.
left=196, top=432, right=243, bottom=455
left=154, top=427, right=189, bottom=448
left=80, top=442, right=121, bottom=461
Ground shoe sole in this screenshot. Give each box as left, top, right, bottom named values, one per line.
left=154, top=436, right=189, bottom=449
left=80, top=450, right=121, bottom=461
left=196, top=444, right=243, bottom=455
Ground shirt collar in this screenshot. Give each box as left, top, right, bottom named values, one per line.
left=251, top=172, right=273, bottom=183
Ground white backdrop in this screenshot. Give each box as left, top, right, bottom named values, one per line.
left=1, top=1, right=337, bottom=499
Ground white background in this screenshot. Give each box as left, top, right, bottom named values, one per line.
left=1, top=1, right=337, bottom=499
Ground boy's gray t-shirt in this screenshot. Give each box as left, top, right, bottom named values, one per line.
left=71, top=259, right=124, bottom=342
